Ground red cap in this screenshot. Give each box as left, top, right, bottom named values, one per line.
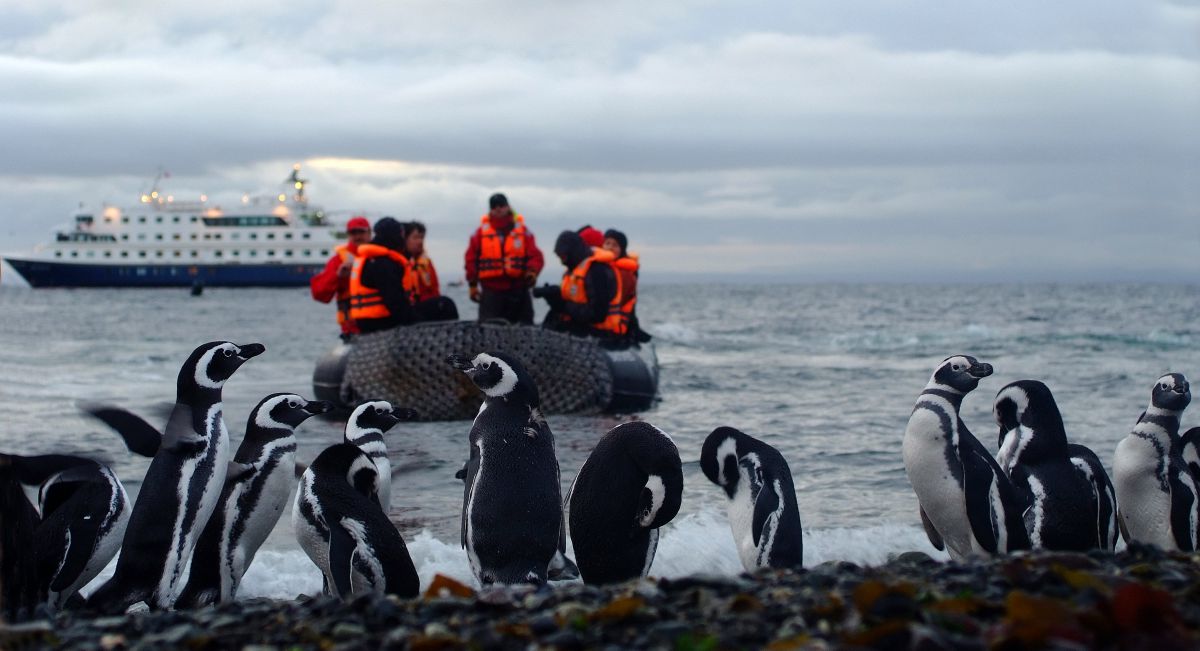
left=346, top=216, right=370, bottom=231
left=577, top=225, right=604, bottom=247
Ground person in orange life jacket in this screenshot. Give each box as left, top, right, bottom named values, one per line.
left=602, top=228, right=651, bottom=343
left=463, top=193, right=545, bottom=324
left=405, top=221, right=456, bottom=319
left=536, top=230, right=618, bottom=337
left=352, top=218, right=458, bottom=333
left=310, top=215, right=371, bottom=339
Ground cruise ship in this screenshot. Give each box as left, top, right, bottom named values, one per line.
left=4, top=167, right=349, bottom=288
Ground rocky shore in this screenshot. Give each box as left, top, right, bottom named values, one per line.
left=2, top=545, right=1198, bottom=650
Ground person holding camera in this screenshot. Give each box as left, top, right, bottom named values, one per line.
left=463, top=193, right=544, bottom=324
left=535, top=230, right=633, bottom=341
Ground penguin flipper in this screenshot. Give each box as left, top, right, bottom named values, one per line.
left=919, top=506, right=945, bottom=551
left=50, top=520, right=101, bottom=593
left=227, top=461, right=256, bottom=484
left=1167, top=471, right=1197, bottom=552
left=79, top=403, right=163, bottom=457
left=750, top=482, right=781, bottom=547
left=328, top=523, right=356, bottom=599
left=459, top=453, right=480, bottom=550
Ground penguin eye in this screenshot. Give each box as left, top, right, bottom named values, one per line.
left=288, top=400, right=300, bottom=409
left=1160, top=383, right=1170, bottom=391
left=482, top=362, right=492, bottom=371
left=951, top=364, right=963, bottom=372
left=222, top=348, right=234, bottom=357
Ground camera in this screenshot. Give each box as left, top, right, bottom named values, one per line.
left=531, top=284, right=559, bottom=299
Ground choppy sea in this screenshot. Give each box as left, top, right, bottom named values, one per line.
left=1, top=282, right=1197, bottom=600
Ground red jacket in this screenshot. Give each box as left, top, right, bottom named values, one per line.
left=464, top=215, right=545, bottom=291
left=310, top=243, right=360, bottom=334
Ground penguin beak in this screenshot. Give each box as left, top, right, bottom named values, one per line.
left=967, top=362, right=993, bottom=379
left=237, top=343, right=266, bottom=360
left=446, top=355, right=476, bottom=374
left=394, top=407, right=419, bottom=421
left=303, top=400, right=334, bottom=416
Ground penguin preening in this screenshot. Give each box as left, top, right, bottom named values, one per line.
left=448, top=352, right=563, bottom=586
left=903, top=355, right=1030, bottom=561
left=87, top=340, right=264, bottom=612
left=1113, top=373, right=1197, bottom=551
left=293, top=443, right=418, bottom=599
left=175, top=393, right=332, bottom=608
left=993, top=380, right=1118, bottom=551
left=567, top=421, right=683, bottom=584
left=700, top=426, right=804, bottom=571
left=342, top=400, right=416, bottom=515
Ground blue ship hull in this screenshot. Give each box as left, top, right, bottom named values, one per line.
left=4, top=258, right=322, bottom=288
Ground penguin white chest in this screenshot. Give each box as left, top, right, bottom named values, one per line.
left=1114, top=436, right=1178, bottom=549
left=726, top=476, right=760, bottom=572
left=903, top=407, right=972, bottom=558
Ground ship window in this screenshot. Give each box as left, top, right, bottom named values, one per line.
left=303, top=249, right=311, bottom=256
left=302, top=233, right=311, bottom=239
left=137, top=234, right=146, bottom=241
left=214, top=250, right=223, bottom=258
left=266, top=233, right=275, bottom=240
left=232, top=250, right=240, bottom=256
left=191, top=216, right=198, bottom=223
left=104, top=251, right=112, bottom=258
left=155, top=217, right=163, bottom=223
left=155, top=251, right=164, bottom=257
left=249, top=233, right=257, bottom=239
left=55, top=251, right=62, bottom=257
left=121, top=234, right=129, bottom=241
left=231, top=233, right=240, bottom=240
left=214, top=233, right=222, bottom=240
left=189, top=234, right=197, bottom=240
left=284, top=250, right=293, bottom=256
left=138, top=217, right=147, bottom=223
left=120, top=251, right=129, bottom=258
left=138, top=251, right=147, bottom=258
left=122, top=216, right=130, bottom=224
left=320, top=250, right=330, bottom=256
left=249, top=250, right=257, bottom=257
left=284, top=233, right=293, bottom=239
left=172, top=216, right=180, bottom=223
left=155, top=234, right=163, bottom=241
left=172, top=234, right=181, bottom=240
left=190, top=251, right=198, bottom=257
left=267, top=250, right=276, bottom=256
left=71, top=251, right=78, bottom=257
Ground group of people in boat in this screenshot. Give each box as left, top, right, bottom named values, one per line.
left=309, top=192, right=646, bottom=344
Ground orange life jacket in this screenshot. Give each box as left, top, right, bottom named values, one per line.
left=412, top=253, right=440, bottom=301
left=560, top=248, right=632, bottom=336
left=334, top=244, right=354, bottom=328
left=476, top=214, right=531, bottom=280
left=348, top=244, right=417, bottom=321
left=612, top=252, right=639, bottom=329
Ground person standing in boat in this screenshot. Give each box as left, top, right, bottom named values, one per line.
left=310, top=216, right=372, bottom=339
left=463, top=193, right=545, bottom=324
left=349, top=218, right=457, bottom=333
left=536, top=230, right=633, bottom=343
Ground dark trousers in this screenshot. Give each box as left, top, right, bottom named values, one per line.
left=414, top=296, right=459, bottom=322
left=479, top=288, right=534, bottom=325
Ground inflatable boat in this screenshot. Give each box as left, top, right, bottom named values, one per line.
left=312, top=321, right=659, bottom=421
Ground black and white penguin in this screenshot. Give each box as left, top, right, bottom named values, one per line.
left=292, top=443, right=418, bottom=599
left=447, top=352, right=562, bottom=585
left=1113, top=373, right=1197, bottom=551
left=1, top=453, right=130, bottom=612
left=343, top=400, right=415, bottom=515
left=902, top=355, right=1030, bottom=561
left=87, top=340, right=264, bottom=612
left=993, top=380, right=1118, bottom=551
left=175, top=394, right=332, bottom=608
left=567, top=421, right=683, bottom=584
left=700, top=426, right=804, bottom=571
left=1180, top=427, right=1200, bottom=484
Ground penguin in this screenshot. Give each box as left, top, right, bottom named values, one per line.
left=87, top=340, right=264, bottom=612
left=993, top=380, right=1118, bottom=551
left=902, top=355, right=1030, bottom=561
left=1179, top=426, right=1200, bottom=483
left=343, top=400, right=416, bottom=515
left=447, top=352, right=563, bottom=586
left=175, top=394, right=333, bottom=608
left=292, top=443, right=418, bottom=599
left=1113, top=373, right=1197, bottom=551
left=567, top=421, right=683, bottom=584
left=0, top=453, right=129, bottom=613
left=700, top=426, right=804, bottom=571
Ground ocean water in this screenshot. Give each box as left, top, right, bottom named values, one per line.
left=1, top=282, right=1198, bottom=600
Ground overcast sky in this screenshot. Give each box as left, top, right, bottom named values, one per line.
left=1, top=0, right=1197, bottom=283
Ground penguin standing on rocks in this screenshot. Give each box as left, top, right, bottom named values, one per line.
left=903, top=355, right=1030, bottom=561
left=175, top=394, right=332, bottom=608
left=1113, top=373, right=1197, bottom=551
left=1, top=453, right=130, bottom=612
left=87, top=341, right=264, bottom=612
left=993, top=380, right=1118, bottom=551
left=342, top=400, right=415, bottom=515
left=293, top=443, right=418, bottom=599
left=567, top=421, right=683, bottom=584
left=448, top=352, right=563, bottom=586
left=700, top=426, right=804, bottom=571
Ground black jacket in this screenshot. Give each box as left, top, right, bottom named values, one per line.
left=357, top=219, right=415, bottom=333
left=553, top=231, right=616, bottom=326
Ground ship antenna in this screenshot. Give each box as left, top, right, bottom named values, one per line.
left=287, top=164, right=308, bottom=205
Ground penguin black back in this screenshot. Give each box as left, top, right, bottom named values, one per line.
left=569, top=422, right=683, bottom=584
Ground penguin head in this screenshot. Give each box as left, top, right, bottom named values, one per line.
left=447, top=352, right=539, bottom=404
left=347, top=400, right=416, bottom=438
left=929, top=355, right=992, bottom=394
left=701, top=426, right=750, bottom=498
left=250, top=393, right=333, bottom=432
left=310, top=442, right=380, bottom=502
left=180, top=341, right=265, bottom=395
left=993, top=380, right=1068, bottom=468
left=1151, top=373, right=1191, bottom=412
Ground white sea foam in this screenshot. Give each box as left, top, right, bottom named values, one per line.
left=652, top=322, right=700, bottom=344
left=83, top=510, right=947, bottom=602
